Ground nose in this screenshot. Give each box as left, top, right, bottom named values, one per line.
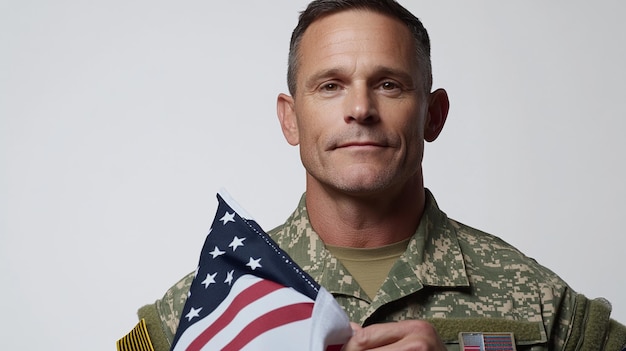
left=344, top=84, right=379, bottom=124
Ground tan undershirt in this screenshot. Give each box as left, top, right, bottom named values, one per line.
left=325, top=238, right=410, bottom=299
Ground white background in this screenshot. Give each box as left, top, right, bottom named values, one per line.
left=1, top=1, right=625, bottom=350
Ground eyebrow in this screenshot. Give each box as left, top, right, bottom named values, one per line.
left=371, top=66, right=416, bottom=87
left=304, top=68, right=345, bottom=90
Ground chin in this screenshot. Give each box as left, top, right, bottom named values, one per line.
left=308, top=164, right=413, bottom=196
left=332, top=173, right=395, bottom=195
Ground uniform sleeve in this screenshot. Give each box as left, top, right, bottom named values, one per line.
left=117, top=272, right=194, bottom=351
left=562, top=294, right=626, bottom=351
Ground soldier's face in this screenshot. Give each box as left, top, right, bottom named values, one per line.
left=279, top=10, right=432, bottom=196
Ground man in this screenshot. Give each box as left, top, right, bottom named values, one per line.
left=121, top=1, right=626, bottom=350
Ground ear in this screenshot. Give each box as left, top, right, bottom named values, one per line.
left=424, top=88, right=449, bottom=142
left=277, top=93, right=300, bottom=146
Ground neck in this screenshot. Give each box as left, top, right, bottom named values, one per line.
left=305, top=175, right=426, bottom=248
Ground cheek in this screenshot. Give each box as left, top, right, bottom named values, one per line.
left=293, top=115, right=322, bottom=163
left=295, top=120, right=319, bottom=150
left=296, top=104, right=334, bottom=145
left=396, top=115, right=424, bottom=143
left=396, top=113, right=426, bottom=161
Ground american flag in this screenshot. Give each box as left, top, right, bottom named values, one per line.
left=460, top=332, right=516, bottom=351
left=170, top=191, right=352, bottom=351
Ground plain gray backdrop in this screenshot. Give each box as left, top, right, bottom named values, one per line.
left=1, top=1, right=625, bottom=350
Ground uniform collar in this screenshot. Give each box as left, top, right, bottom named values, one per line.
left=269, top=189, right=470, bottom=303
left=401, top=189, right=470, bottom=288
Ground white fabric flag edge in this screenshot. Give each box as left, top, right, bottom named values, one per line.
left=309, top=286, right=353, bottom=351
left=218, top=188, right=254, bottom=220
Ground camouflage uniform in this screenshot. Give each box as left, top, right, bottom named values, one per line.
left=132, top=190, right=626, bottom=350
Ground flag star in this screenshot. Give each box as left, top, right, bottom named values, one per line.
left=201, top=272, right=217, bottom=288
left=229, top=236, right=246, bottom=251
left=209, top=246, right=225, bottom=258
left=224, top=270, right=234, bottom=285
left=185, top=307, right=202, bottom=321
left=246, top=257, right=262, bottom=270
left=220, top=211, right=236, bottom=225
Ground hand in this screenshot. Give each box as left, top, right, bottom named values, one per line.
left=341, top=320, right=447, bottom=351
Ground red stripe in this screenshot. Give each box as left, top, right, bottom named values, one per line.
left=325, top=345, right=345, bottom=351
left=186, top=279, right=283, bottom=351
left=222, top=302, right=314, bottom=351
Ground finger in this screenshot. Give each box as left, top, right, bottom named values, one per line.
left=342, top=320, right=443, bottom=351
left=349, top=322, right=362, bottom=331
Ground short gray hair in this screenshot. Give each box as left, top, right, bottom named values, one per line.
left=287, top=0, right=432, bottom=95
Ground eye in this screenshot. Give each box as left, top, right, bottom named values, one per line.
left=321, top=83, right=339, bottom=91
left=381, top=81, right=399, bottom=90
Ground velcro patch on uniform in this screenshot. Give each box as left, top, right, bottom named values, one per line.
left=459, top=332, right=516, bottom=351
left=117, top=319, right=155, bottom=351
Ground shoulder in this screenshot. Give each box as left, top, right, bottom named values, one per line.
left=137, top=271, right=194, bottom=348
left=450, top=218, right=567, bottom=288
left=448, top=218, right=581, bottom=347
left=424, top=190, right=569, bottom=296
left=134, top=224, right=290, bottom=347
left=426, top=193, right=626, bottom=348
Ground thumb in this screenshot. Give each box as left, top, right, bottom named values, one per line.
left=341, top=323, right=362, bottom=351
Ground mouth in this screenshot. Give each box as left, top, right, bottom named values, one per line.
left=334, top=141, right=387, bottom=150
left=328, top=130, right=395, bottom=151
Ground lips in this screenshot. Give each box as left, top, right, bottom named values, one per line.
left=327, top=130, right=395, bottom=151
left=336, top=141, right=385, bottom=148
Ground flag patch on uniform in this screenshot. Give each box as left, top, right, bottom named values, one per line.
left=459, top=332, right=516, bottom=351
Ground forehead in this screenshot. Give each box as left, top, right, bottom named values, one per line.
left=297, top=10, right=418, bottom=82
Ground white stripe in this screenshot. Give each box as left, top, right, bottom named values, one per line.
left=201, top=284, right=313, bottom=350
left=240, top=318, right=312, bottom=351
left=173, top=275, right=314, bottom=351
left=309, top=286, right=353, bottom=351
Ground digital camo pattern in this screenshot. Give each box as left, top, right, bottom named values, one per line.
left=154, top=273, right=194, bottom=343
left=269, top=191, right=570, bottom=349
left=145, top=190, right=624, bottom=350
